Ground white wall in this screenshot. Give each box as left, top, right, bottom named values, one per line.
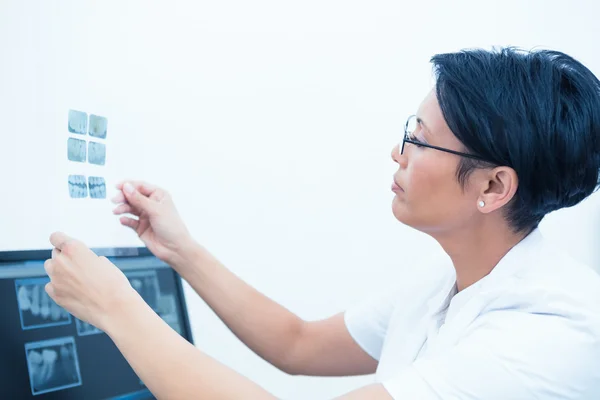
left=1, top=0, right=600, bottom=398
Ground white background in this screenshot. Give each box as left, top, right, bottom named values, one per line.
left=1, top=1, right=600, bottom=398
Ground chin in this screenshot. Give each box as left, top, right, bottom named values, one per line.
left=391, top=195, right=412, bottom=225
left=391, top=195, right=431, bottom=233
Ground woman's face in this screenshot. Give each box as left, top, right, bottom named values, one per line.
left=391, top=90, right=483, bottom=234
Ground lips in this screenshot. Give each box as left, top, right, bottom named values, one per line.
left=391, top=179, right=404, bottom=193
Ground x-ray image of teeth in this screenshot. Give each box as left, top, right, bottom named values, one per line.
left=89, top=114, right=107, bottom=139
left=15, top=278, right=72, bottom=330
left=88, top=141, right=106, bottom=165
left=68, top=110, right=87, bottom=135
left=156, top=294, right=182, bottom=335
left=125, top=270, right=160, bottom=311
left=25, top=337, right=83, bottom=395
left=75, top=318, right=103, bottom=336
left=68, top=174, right=88, bottom=199
left=67, top=137, right=86, bottom=163
left=88, top=176, right=106, bottom=199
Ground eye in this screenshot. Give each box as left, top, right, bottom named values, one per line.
left=407, top=132, right=426, bottom=147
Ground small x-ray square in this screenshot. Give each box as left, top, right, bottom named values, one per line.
left=68, top=110, right=87, bottom=135
left=89, top=114, right=107, bottom=139
left=125, top=270, right=160, bottom=311
left=25, top=337, right=83, bottom=395
left=15, top=278, right=72, bottom=330
left=88, top=141, right=106, bottom=165
left=88, top=176, right=106, bottom=199
left=67, top=138, right=86, bottom=163
left=75, top=318, right=103, bottom=336
left=68, top=175, right=88, bottom=199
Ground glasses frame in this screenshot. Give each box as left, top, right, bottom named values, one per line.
left=401, top=114, right=492, bottom=163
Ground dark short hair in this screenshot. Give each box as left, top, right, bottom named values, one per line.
left=430, top=47, right=600, bottom=233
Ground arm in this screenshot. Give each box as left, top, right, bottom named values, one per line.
left=106, top=290, right=276, bottom=399
left=98, top=271, right=600, bottom=400
left=44, top=233, right=388, bottom=399
left=47, top=232, right=598, bottom=399
left=171, top=244, right=378, bottom=376
left=112, top=180, right=378, bottom=377
left=106, top=288, right=391, bottom=399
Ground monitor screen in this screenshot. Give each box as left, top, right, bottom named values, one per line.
left=0, top=248, right=193, bottom=399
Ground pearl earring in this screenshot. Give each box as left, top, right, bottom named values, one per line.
left=478, top=200, right=485, bottom=208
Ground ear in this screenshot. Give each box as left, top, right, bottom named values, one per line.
left=478, top=167, right=518, bottom=213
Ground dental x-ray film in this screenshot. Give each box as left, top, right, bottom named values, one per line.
left=68, top=175, right=88, bottom=199
left=67, top=138, right=86, bottom=163
left=75, top=318, right=103, bottom=336
left=87, top=141, right=106, bottom=166
left=15, top=277, right=72, bottom=330
left=88, top=176, right=106, bottom=199
left=67, top=110, right=87, bottom=135
left=88, top=114, right=107, bottom=139
left=24, top=336, right=83, bottom=395
left=125, top=270, right=160, bottom=311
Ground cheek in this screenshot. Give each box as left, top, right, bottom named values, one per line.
left=393, top=156, right=468, bottom=225
left=405, top=157, right=452, bottom=201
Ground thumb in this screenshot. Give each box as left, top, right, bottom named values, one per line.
left=122, top=182, right=155, bottom=213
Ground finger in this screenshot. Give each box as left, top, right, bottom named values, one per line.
left=45, top=282, right=56, bottom=300
left=49, top=232, right=73, bottom=251
left=44, top=259, right=54, bottom=277
left=120, top=216, right=140, bottom=230
left=52, top=248, right=60, bottom=259
left=121, top=183, right=156, bottom=214
left=115, top=180, right=157, bottom=196
left=112, top=203, right=136, bottom=216
left=49, top=232, right=90, bottom=260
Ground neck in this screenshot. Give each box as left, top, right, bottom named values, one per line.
left=431, top=220, right=530, bottom=292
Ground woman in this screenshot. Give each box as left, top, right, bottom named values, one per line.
left=44, top=47, right=600, bottom=399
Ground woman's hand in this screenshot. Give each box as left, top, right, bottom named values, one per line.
left=44, top=232, right=137, bottom=332
left=112, top=181, right=196, bottom=266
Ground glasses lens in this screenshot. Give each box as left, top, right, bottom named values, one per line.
left=405, top=115, right=417, bottom=139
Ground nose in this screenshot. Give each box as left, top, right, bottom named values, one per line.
left=391, top=142, right=408, bottom=168
left=391, top=143, right=401, bottom=163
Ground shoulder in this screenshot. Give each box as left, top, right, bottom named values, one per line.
left=344, top=255, right=455, bottom=360
left=472, top=247, right=600, bottom=382
left=480, top=230, right=600, bottom=320
left=511, top=243, right=600, bottom=318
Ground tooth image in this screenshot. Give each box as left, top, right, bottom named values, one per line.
left=28, top=349, right=42, bottom=366
left=18, top=285, right=31, bottom=311
left=50, top=302, right=61, bottom=321
left=40, top=291, right=50, bottom=319
left=31, top=285, right=40, bottom=316
left=41, top=349, right=57, bottom=381
left=42, top=348, right=57, bottom=363
left=60, top=344, right=70, bottom=359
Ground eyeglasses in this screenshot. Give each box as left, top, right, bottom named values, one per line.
left=401, top=114, right=492, bottom=162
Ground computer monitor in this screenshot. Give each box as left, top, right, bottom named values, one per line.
left=0, top=247, right=194, bottom=399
